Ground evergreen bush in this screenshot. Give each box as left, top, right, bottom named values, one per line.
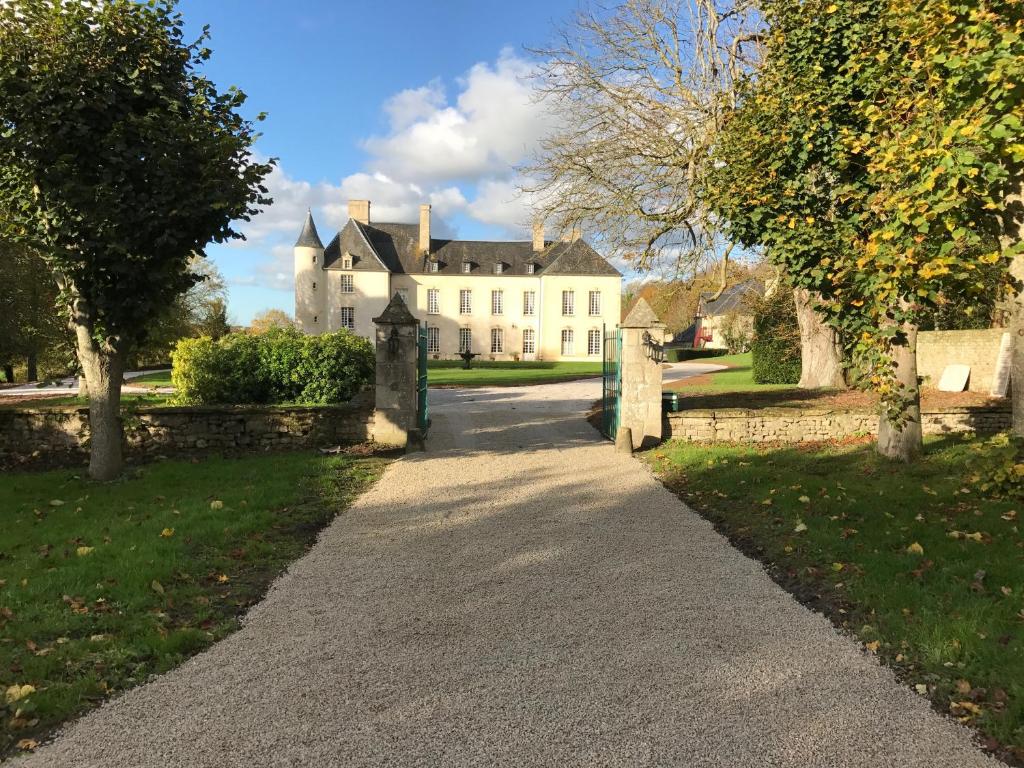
left=171, top=328, right=374, bottom=406
left=750, top=288, right=801, bottom=385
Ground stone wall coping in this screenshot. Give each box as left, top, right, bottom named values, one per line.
left=1, top=401, right=373, bottom=418
left=668, top=404, right=1010, bottom=419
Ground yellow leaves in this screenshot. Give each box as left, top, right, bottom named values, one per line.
left=159, top=527, right=174, bottom=538
left=798, top=495, right=811, bottom=504
left=5, top=684, right=35, bottom=705
left=16, top=739, right=38, bottom=752
left=1001, top=510, right=1017, bottom=521
left=865, top=640, right=881, bottom=653
left=951, top=700, right=983, bottom=721
left=150, top=580, right=165, bottom=595
left=210, top=500, right=224, bottom=510
left=216, top=574, right=230, bottom=583
left=826, top=3, right=839, bottom=11
left=787, top=217, right=796, bottom=229
left=906, top=542, right=924, bottom=555
left=794, top=521, right=808, bottom=533
left=947, top=530, right=985, bottom=542
left=75, top=546, right=94, bottom=557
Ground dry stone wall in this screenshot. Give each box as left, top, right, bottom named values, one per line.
left=0, top=403, right=374, bottom=468
left=663, top=406, right=1010, bottom=444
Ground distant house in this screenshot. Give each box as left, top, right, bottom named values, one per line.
left=692, top=279, right=764, bottom=350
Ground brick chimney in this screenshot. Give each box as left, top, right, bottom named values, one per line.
left=560, top=226, right=582, bottom=243
left=419, top=204, right=431, bottom=255
left=532, top=220, right=545, bottom=252
left=348, top=199, right=370, bottom=225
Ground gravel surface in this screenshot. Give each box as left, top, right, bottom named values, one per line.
left=17, top=377, right=997, bottom=767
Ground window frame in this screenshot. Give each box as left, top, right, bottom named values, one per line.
left=491, top=289, right=504, bottom=315
left=427, top=326, right=440, bottom=353
left=490, top=327, right=504, bottom=354
left=523, top=290, right=536, bottom=316
left=588, top=329, right=602, bottom=356
left=561, top=328, right=575, bottom=356
left=340, top=306, right=355, bottom=331
left=562, top=290, right=575, bottom=316
left=427, top=288, right=440, bottom=315
left=459, top=327, right=472, bottom=353
left=340, top=274, right=354, bottom=294
left=589, top=290, right=601, bottom=317
left=459, top=289, right=472, bottom=315
left=461, top=261, right=472, bottom=274
left=522, top=327, right=536, bottom=355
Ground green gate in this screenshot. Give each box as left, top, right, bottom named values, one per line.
left=416, top=324, right=429, bottom=436
left=601, top=324, right=621, bottom=440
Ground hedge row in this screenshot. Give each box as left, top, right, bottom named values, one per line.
left=750, top=288, right=801, bottom=385
left=666, top=348, right=731, bottom=363
left=171, top=328, right=374, bottom=406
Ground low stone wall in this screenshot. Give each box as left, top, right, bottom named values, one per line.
left=663, top=405, right=1010, bottom=444
left=0, top=402, right=374, bottom=467
left=917, top=328, right=1006, bottom=393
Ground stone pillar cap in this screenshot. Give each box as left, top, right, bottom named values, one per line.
left=373, top=293, right=418, bottom=325
left=621, top=297, right=664, bottom=328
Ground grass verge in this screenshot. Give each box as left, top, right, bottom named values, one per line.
left=666, top=352, right=796, bottom=394
left=0, top=450, right=389, bottom=757
left=427, top=360, right=603, bottom=387
left=647, top=435, right=1024, bottom=764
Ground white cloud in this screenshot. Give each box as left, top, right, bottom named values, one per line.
left=362, top=49, right=554, bottom=186
left=466, top=178, right=535, bottom=237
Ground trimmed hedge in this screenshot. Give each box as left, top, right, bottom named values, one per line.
left=171, top=328, right=374, bottom=406
left=666, top=348, right=731, bottom=363
left=750, top=288, right=801, bottom=384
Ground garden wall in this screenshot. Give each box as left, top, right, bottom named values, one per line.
left=917, top=328, right=1006, bottom=393
left=0, top=401, right=374, bottom=468
left=663, top=405, right=1010, bottom=444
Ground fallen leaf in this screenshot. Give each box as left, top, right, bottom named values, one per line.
left=49, top=499, right=64, bottom=507
left=1002, top=586, right=1013, bottom=596
left=160, top=528, right=174, bottom=538
left=76, top=546, right=94, bottom=557
left=210, top=500, right=224, bottom=510
left=956, top=679, right=972, bottom=694
left=216, top=574, right=230, bottom=583
left=915, top=683, right=929, bottom=695
left=794, top=521, right=808, bottom=533
left=865, top=640, right=880, bottom=653
left=150, top=580, right=165, bottom=595
left=1002, top=510, right=1017, bottom=521
left=798, top=495, right=811, bottom=504
left=5, top=684, right=35, bottom=704
left=907, top=542, right=924, bottom=555
left=832, top=562, right=845, bottom=572
left=15, top=739, right=38, bottom=751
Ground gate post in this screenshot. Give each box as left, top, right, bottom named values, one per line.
left=371, top=293, right=419, bottom=449
left=619, top=298, right=666, bottom=451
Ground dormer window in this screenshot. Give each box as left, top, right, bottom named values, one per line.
left=462, top=261, right=472, bottom=274
left=342, top=254, right=353, bottom=270
left=429, top=260, right=439, bottom=273
left=526, top=263, right=536, bottom=275
left=493, top=263, right=504, bottom=275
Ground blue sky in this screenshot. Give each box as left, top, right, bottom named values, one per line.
left=177, top=0, right=583, bottom=324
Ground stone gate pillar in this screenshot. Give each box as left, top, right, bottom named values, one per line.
left=619, top=298, right=666, bottom=451
left=371, top=293, right=419, bottom=448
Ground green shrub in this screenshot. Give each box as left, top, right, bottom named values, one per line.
left=750, top=288, right=801, bottom=384
left=171, top=328, right=374, bottom=406
left=666, top=348, right=730, bottom=363
left=969, top=432, right=1024, bottom=499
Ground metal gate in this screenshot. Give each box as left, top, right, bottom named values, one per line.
left=601, top=324, right=621, bottom=439
left=416, top=324, right=429, bottom=436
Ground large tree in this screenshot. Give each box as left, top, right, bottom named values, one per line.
left=709, top=0, right=1023, bottom=460
left=526, top=0, right=846, bottom=387
left=0, top=0, right=272, bottom=479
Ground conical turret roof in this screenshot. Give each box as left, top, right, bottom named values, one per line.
left=295, top=210, right=324, bottom=249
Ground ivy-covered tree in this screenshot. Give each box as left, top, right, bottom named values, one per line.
left=0, top=0, right=272, bottom=479
left=709, top=0, right=1023, bottom=461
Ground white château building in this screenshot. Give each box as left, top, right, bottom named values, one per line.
left=293, top=200, right=622, bottom=361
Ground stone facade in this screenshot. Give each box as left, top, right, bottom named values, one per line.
left=917, top=328, right=1007, bottom=393
left=619, top=299, right=665, bottom=450
left=372, top=294, right=420, bottom=448
left=663, top=406, right=1010, bottom=444
left=0, top=401, right=374, bottom=468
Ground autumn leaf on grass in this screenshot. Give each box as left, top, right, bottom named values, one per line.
left=5, top=684, right=35, bottom=704
left=794, top=521, right=808, bottom=533
left=160, top=528, right=175, bottom=538
left=216, top=574, right=230, bottom=583
left=865, top=640, right=880, bottom=653
left=150, top=580, right=165, bottom=595
left=16, top=739, right=38, bottom=751
left=948, top=530, right=986, bottom=542
left=1002, top=510, right=1017, bottom=521
left=798, top=495, right=811, bottom=504
left=76, top=546, right=94, bottom=557
left=906, top=542, right=924, bottom=556
left=951, top=701, right=983, bottom=721
left=48, top=499, right=64, bottom=507
left=210, top=500, right=224, bottom=510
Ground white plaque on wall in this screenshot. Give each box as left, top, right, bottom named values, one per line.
left=991, top=331, right=1012, bottom=398
left=938, top=364, right=971, bottom=392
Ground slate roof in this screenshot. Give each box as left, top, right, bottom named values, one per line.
left=699, top=279, right=764, bottom=316
left=317, top=217, right=620, bottom=277
left=294, top=210, right=324, bottom=249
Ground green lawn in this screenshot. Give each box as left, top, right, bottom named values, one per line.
left=0, top=451, right=388, bottom=757
left=648, top=436, right=1024, bottom=762
left=126, top=370, right=172, bottom=388
left=671, top=352, right=797, bottom=393
left=0, top=394, right=173, bottom=410
left=427, top=360, right=603, bottom=387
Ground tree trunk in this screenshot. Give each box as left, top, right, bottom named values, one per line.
left=26, top=350, right=38, bottom=382
left=1004, top=179, right=1024, bottom=434
left=877, top=323, right=923, bottom=461
left=74, top=324, right=126, bottom=481
left=2, top=364, right=13, bottom=383
left=793, top=288, right=846, bottom=389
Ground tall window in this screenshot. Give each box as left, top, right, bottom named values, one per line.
left=341, top=274, right=354, bottom=293
left=522, top=327, right=536, bottom=355
left=561, top=329, right=575, bottom=356
left=491, top=328, right=504, bottom=353
left=459, top=327, right=472, bottom=353
left=462, top=261, right=472, bottom=274
left=523, top=290, right=536, bottom=316
left=427, top=326, right=440, bottom=353
left=427, top=288, right=440, bottom=315
left=460, top=289, right=472, bottom=315
left=526, top=263, right=536, bottom=275
left=588, top=329, right=602, bottom=356
left=491, top=289, right=503, bottom=315
left=493, top=263, right=504, bottom=275
left=562, top=290, right=575, bottom=316
left=589, top=290, right=601, bottom=316
left=340, top=307, right=355, bottom=330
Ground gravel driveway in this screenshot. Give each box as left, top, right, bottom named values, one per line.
left=17, top=377, right=996, bottom=767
